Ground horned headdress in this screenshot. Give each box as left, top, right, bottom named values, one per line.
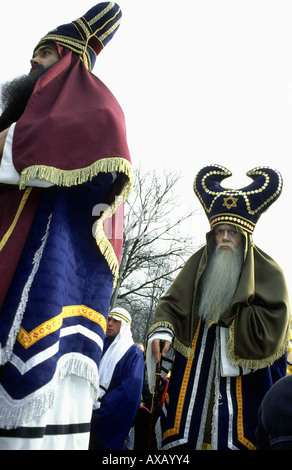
left=194, top=165, right=283, bottom=233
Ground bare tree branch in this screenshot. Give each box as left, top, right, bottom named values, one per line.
left=110, top=166, right=202, bottom=342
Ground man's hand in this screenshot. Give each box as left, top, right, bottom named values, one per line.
left=0, top=128, right=9, bottom=162
left=151, top=338, right=171, bottom=363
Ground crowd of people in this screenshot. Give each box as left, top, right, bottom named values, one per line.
left=0, top=2, right=291, bottom=451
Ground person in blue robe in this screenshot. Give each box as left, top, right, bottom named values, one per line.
left=89, top=307, right=145, bottom=450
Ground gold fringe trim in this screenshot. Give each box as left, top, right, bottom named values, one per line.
left=226, top=318, right=292, bottom=370
left=19, top=158, right=133, bottom=286
left=18, top=157, right=132, bottom=189
left=174, top=337, right=194, bottom=359
left=92, top=161, right=133, bottom=287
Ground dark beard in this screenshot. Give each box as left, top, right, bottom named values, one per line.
left=0, top=64, right=51, bottom=131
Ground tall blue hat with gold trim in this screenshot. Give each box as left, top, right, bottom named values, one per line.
left=194, top=164, right=283, bottom=233
left=34, top=2, right=122, bottom=71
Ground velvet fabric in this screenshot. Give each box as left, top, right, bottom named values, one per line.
left=90, top=342, right=145, bottom=450
left=150, top=228, right=290, bottom=369
left=0, top=44, right=132, bottom=312
left=157, top=319, right=287, bottom=450
left=0, top=176, right=115, bottom=428
left=12, top=47, right=131, bottom=192
left=0, top=187, right=40, bottom=310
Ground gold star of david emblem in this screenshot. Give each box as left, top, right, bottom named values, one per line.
left=222, top=196, right=238, bottom=209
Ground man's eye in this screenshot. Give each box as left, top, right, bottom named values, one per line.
left=40, top=49, right=52, bottom=57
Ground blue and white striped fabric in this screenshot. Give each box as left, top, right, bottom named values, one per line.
left=156, top=319, right=287, bottom=450
left=0, top=176, right=114, bottom=441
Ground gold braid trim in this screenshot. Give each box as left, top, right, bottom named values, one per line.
left=148, top=321, right=194, bottom=359
left=0, top=187, right=32, bottom=251
left=226, top=318, right=292, bottom=370
left=19, top=157, right=133, bottom=286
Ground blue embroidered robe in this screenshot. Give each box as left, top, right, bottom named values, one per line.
left=157, top=319, right=287, bottom=450
left=90, top=341, right=145, bottom=450
left=0, top=174, right=114, bottom=429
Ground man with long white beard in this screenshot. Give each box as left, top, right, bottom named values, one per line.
left=147, top=164, right=290, bottom=450
left=199, top=225, right=243, bottom=326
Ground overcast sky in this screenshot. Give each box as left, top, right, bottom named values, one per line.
left=1, top=0, right=292, bottom=295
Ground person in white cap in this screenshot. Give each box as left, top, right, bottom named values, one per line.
left=89, top=307, right=145, bottom=450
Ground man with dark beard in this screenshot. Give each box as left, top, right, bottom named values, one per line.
left=0, top=43, right=60, bottom=176
left=146, top=164, right=290, bottom=450
left=0, top=3, right=133, bottom=450
left=0, top=42, right=60, bottom=133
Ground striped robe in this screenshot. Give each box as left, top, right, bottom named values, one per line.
left=0, top=178, right=114, bottom=450
left=156, top=319, right=287, bottom=450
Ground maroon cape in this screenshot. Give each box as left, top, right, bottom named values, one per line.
left=0, top=44, right=132, bottom=309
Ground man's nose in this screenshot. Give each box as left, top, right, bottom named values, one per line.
left=30, top=56, right=41, bottom=67
left=222, top=230, right=231, bottom=241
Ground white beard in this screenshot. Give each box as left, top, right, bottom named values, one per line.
left=198, top=242, right=243, bottom=325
